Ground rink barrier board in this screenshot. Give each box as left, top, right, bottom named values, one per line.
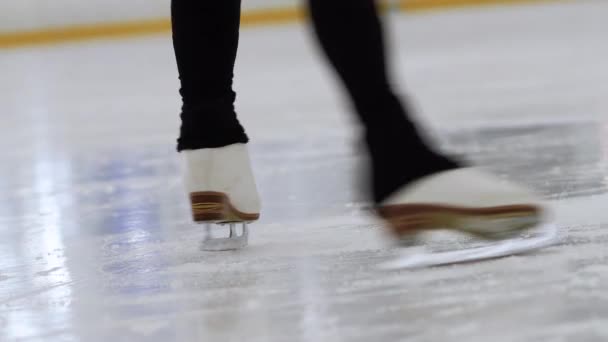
left=0, top=0, right=562, bottom=49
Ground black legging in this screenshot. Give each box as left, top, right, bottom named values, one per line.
left=171, top=0, right=458, bottom=203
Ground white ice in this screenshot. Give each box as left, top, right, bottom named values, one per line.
left=2, top=1, right=608, bottom=341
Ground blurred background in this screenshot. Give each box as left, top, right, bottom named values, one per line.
left=2, top=0, right=608, bottom=341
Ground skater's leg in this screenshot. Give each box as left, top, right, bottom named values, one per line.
left=307, top=0, right=546, bottom=241
left=171, top=0, right=260, bottom=250
left=171, top=0, right=248, bottom=150
left=307, top=0, right=459, bottom=203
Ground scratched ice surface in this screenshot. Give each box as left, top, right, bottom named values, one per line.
left=2, top=2, right=608, bottom=341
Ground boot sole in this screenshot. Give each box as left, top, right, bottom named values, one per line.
left=190, top=191, right=260, bottom=223
left=377, top=204, right=542, bottom=240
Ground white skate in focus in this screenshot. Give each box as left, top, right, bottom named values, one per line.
left=182, top=143, right=261, bottom=251
left=377, top=167, right=558, bottom=270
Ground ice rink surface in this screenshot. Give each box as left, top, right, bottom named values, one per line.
left=2, top=1, right=608, bottom=341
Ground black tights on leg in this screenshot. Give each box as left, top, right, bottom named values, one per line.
left=171, top=0, right=248, bottom=150
left=307, top=0, right=459, bottom=203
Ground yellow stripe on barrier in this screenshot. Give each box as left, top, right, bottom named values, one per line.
left=0, top=19, right=170, bottom=49
left=0, top=0, right=558, bottom=49
left=242, top=7, right=305, bottom=26
left=400, top=0, right=556, bottom=11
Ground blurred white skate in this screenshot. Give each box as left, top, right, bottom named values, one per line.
left=376, top=167, right=558, bottom=270
left=182, top=143, right=261, bottom=251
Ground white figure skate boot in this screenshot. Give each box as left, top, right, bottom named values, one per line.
left=377, top=167, right=557, bottom=269
left=182, top=143, right=261, bottom=251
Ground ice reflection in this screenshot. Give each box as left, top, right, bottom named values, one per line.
left=1, top=153, right=75, bottom=340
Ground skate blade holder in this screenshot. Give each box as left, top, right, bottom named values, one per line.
left=379, top=222, right=558, bottom=270
left=200, top=222, right=249, bottom=251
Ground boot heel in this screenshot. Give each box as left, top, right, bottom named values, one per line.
left=190, top=191, right=230, bottom=222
